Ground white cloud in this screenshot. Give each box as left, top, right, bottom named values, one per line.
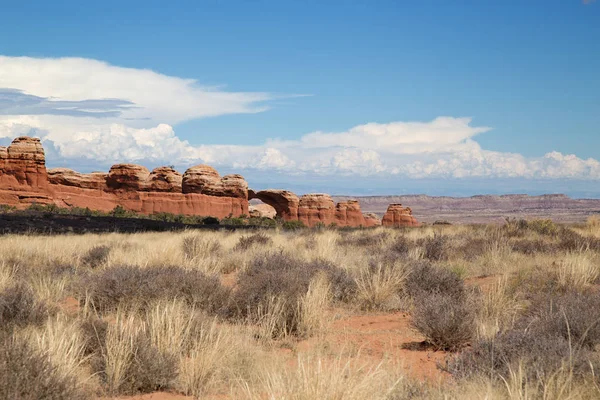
left=0, top=55, right=599, bottom=182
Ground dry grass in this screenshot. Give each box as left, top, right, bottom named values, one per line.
left=557, top=250, right=599, bottom=290
left=1, top=222, right=600, bottom=399
left=241, top=353, right=399, bottom=400
left=355, top=260, right=409, bottom=311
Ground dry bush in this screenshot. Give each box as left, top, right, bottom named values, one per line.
left=80, top=316, right=108, bottom=374
left=338, top=230, right=390, bottom=248
left=229, top=252, right=354, bottom=337
left=406, top=262, right=475, bottom=350
left=559, top=228, right=600, bottom=252
left=0, top=282, right=50, bottom=330
left=182, top=234, right=222, bottom=260
left=447, top=329, right=595, bottom=384
left=449, top=290, right=600, bottom=385
left=81, top=244, right=111, bottom=268
left=520, top=290, right=600, bottom=350
left=405, top=261, right=465, bottom=300
left=527, top=219, right=559, bottom=236
left=234, top=232, right=273, bottom=251
left=0, top=333, right=87, bottom=400
left=102, top=311, right=177, bottom=395
left=453, top=237, right=490, bottom=261
left=78, top=265, right=230, bottom=314
left=419, top=233, right=449, bottom=261
left=355, top=260, right=409, bottom=311
left=411, top=291, right=477, bottom=351
left=511, top=238, right=555, bottom=255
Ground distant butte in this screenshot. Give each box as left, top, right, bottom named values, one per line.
left=0, top=136, right=419, bottom=227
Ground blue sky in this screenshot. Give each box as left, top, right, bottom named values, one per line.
left=0, top=0, right=599, bottom=196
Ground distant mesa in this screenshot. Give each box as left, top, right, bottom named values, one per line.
left=0, top=136, right=418, bottom=227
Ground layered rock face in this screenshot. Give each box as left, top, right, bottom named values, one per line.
left=0, top=137, right=48, bottom=188
left=0, top=136, right=418, bottom=226
left=382, top=204, right=419, bottom=227
left=48, top=168, right=108, bottom=190
left=147, top=167, right=182, bottom=192
left=0, top=136, right=247, bottom=218
left=336, top=200, right=379, bottom=227
left=183, top=166, right=247, bottom=199
left=298, top=194, right=336, bottom=226
left=249, top=189, right=389, bottom=227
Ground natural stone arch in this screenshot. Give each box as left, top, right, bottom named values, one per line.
left=248, top=189, right=299, bottom=220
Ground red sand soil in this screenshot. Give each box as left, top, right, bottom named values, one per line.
left=99, top=393, right=192, bottom=400
left=297, top=310, right=449, bottom=382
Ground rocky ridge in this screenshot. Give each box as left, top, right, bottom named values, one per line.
left=0, top=136, right=419, bottom=227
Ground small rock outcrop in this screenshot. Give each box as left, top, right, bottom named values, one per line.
left=382, top=204, right=419, bottom=227
left=298, top=193, right=336, bottom=226
left=182, top=166, right=247, bottom=199
left=0, top=137, right=48, bottom=188
left=106, top=164, right=151, bottom=191
left=48, top=168, right=108, bottom=190
left=146, top=167, right=182, bottom=192
left=249, top=203, right=277, bottom=219
left=363, top=213, right=382, bottom=226
left=336, top=200, right=366, bottom=227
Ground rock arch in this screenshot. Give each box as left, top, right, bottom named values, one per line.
left=248, top=189, right=299, bottom=220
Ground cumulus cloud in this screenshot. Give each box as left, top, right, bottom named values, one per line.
left=0, top=55, right=599, bottom=183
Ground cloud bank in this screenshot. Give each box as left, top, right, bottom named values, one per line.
left=0, top=55, right=599, bottom=184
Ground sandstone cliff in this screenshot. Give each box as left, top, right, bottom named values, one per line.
left=0, top=136, right=418, bottom=227
left=0, top=137, right=248, bottom=218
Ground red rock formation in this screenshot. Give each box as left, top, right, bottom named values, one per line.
left=335, top=200, right=369, bottom=227
left=107, top=164, right=151, bottom=191
left=0, top=137, right=47, bottom=189
left=0, top=136, right=248, bottom=219
left=0, top=136, right=418, bottom=227
left=48, top=168, right=107, bottom=190
left=363, top=213, right=381, bottom=227
left=146, top=167, right=182, bottom=192
left=182, top=166, right=247, bottom=199
left=249, top=189, right=391, bottom=227
left=249, top=203, right=277, bottom=219
left=249, top=189, right=300, bottom=220
left=298, top=194, right=336, bottom=226
left=382, top=204, right=419, bottom=227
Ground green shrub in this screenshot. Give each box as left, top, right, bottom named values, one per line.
left=282, top=220, right=305, bottom=231
left=527, top=219, right=559, bottom=236
left=202, top=216, right=220, bottom=225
